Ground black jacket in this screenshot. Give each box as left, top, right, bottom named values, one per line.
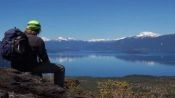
left=11, top=33, right=50, bottom=71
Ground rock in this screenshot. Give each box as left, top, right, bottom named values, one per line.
left=0, top=68, right=67, bottom=98
left=0, top=90, right=8, bottom=98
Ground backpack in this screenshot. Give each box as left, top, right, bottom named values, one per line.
left=0, top=28, right=30, bottom=61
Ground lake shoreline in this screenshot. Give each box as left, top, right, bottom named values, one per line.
left=67, top=74, right=175, bottom=78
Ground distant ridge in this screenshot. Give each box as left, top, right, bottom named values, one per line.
left=44, top=32, right=175, bottom=53
left=42, top=32, right=159, bottom=42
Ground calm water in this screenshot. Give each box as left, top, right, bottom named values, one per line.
left=1, top=52, right=175, bottom=77
left=49, top=52, right=175, bottom=77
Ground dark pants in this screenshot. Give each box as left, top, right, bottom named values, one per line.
left=11, top=63, right=65, bottom=87
left=32, top=63, right=65, bottom=87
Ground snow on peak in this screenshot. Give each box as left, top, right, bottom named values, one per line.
left=41, top=36, right=76, bottom=42
left=88, top=37, right=126, bottom=42
left=114, top=37, right=126, bottom=41
left=41, top=37, right=51, bottom=41
left=56, top=36, right=75, bottom=41
left=136, top=32, right=159, bottom=38
left=88, top=38, right=109, bottom=42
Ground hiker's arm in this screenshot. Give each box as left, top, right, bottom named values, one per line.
left=38, top=39, right=50, bottom=63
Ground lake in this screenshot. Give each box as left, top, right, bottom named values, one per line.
left=1, top=51, right=175, bottom=77
left=49, top=51, right=175, bottom=77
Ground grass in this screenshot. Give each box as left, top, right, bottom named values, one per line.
left=66, top=75, right=175, bottom=98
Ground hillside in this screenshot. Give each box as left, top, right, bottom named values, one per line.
left=1, top=68, right=175, bottom=98
left=44, top=33, right=175, bottom=54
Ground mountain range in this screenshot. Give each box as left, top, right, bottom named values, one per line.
left=44, top=32, right=175, bottom=54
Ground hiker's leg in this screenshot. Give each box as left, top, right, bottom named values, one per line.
left=11, top=63, right=35, bottom=72
left=32, top=63, right=65, bottom=87
left=53, top=64, right=65, bottom=87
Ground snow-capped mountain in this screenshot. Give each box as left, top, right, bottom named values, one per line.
left=88, top=38, right=111, bottom=42
left=41, top=36, right=76, bottom=42
left=44, top=33, right=175, bottom=54
left=87, top=37, right=127, bottom=42
left=41, top=37, right=51, bottom=41
left=55, top=37, right=76, bottom=41
left=42, top=36, right=125, bottom=42
left=135, top=32, right=159, bottom=38
left=42, top=36, right=126, bottom=42
left=42, top=32, right=159, bottom=42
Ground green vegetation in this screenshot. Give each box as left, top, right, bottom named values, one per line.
left=66, top=75, right=175, bottom=98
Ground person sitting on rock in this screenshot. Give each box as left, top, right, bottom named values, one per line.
left=11, top=20, right=65, bottom=87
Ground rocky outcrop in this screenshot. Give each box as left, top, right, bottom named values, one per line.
left=0, top=68, right=67, bottom=98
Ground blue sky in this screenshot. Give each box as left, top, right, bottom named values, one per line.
left=0, top=0, right=175, bottom=40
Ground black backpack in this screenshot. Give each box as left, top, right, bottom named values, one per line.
left=0, top=28, right=30, bottom=61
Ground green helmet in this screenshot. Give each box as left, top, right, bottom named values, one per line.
left=26, top=20, right=41, bottom=33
